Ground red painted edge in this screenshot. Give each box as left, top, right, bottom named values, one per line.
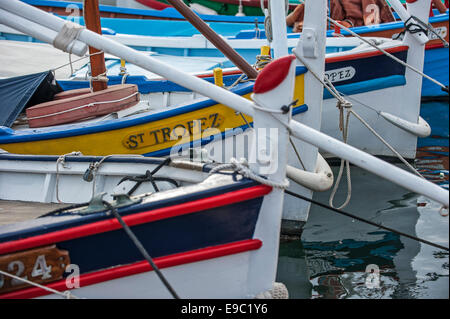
left=425, top=42, right=445, bottom=50
left=197, top=69, right=243, bottom=78
left=136, top=0, right=170, bottom=10
left=195, top=46, right=412, bottom=81
left=206, top=0, right=297, bottom=10
left=326, top=45, right=409, bottom=63
left=0, top=185, right=271, bottom=255
left=0, top=238, right=263, bottom=299
left=253, top=55, right=296, bottom=94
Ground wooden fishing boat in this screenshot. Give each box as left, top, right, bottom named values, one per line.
left=21, top=0, right=267, bottom=23
left=0, top=152, right=210, bottom=205
left=52, top=38, right=432, bottom=160
left=0, top=0, right=442, bottom=230
left=5, top=0, right=449, bottom=98
left=149, top=0, right=299, bottom=16
left=0, top=34, right=298, bottom=298
left=2, top=8, right=446, bottom=97
left=0, top=0, right=328, bottom=237
left=0, top=152, right=285, bottom=298
left=0, top=18, right=302, bottom=297
left=0, top=0, right=448, bottom=299
left=17, top=0, right=448, bottom=32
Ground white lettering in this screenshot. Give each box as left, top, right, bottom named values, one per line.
left=325, top=66, right=356, bottom=83
left=31, top=255, right=52, bottom=280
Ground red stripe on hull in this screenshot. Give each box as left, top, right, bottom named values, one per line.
left=197, top=69, right=243, bottom=78
left=0, top=185, right=271, bottom=255
left=425, top=43, right=446, bottom=50
left=0, top=239, right=262, bottom=299
left=136, top=0, right=171, bottom=10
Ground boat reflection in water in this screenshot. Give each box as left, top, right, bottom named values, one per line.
left=276, top=101, right=449, bottom=299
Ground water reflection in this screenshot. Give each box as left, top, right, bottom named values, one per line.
left=276, top=101, right=449, bottom=299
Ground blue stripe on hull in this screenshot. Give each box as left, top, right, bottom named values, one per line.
left=323, top=75, right=406, bottom=99
left=422, top=46, right=449, bottom=98
left=58, top=50, right=408, bottom=95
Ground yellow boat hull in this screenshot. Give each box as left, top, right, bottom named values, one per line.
left=0, top=75, right=305, bottom=156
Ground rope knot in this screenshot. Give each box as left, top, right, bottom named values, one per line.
left=337, top=100, right=352, bottom=132
left=337, top=100, right=352, bottom=109
left=90, top=72, right=109, bottom=83
left=53, top=21, right=84, bottom=54
left=208, top=157, right=289, bottom=189
left=255, top=54, right=272, bottom=70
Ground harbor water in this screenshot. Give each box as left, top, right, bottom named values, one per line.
left=276, top=100, right=449, bottom=299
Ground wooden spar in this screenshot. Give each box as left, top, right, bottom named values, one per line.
left=83, top=0, right=107, bottom=91
left=165, top=0, right=258, bottom=79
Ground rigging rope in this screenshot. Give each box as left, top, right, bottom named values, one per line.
left=55, top=151, right=83, bottom=203
left=296, top=0, right=448, bottom=91
left=102, top=200, right=180, bottom=299
left=394, top=15, right=449, bottom=48
left=329, top=101, right=352, bottom=210
left=293, top=49, right=425, bottom=179
left=209, top=157, right=290, bottom=189
left=0, top=269, right=81, bottom=299
left=326, top=16, right=449, bottom=92
left=285, top=189, right=449, bottom=252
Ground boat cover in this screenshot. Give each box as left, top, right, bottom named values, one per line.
left=0, top=71, right=62, bottom=127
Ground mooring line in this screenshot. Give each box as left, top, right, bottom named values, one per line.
left=102, top=200, right=181, bottom=299
left=285, top=189, right=449, bottom=251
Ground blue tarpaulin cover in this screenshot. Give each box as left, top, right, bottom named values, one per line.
left=0, top=71, right=62, bottom=127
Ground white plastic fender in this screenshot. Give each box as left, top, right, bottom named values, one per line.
left=286, top=153, right=334, bottom=192
left=380, top=112, right=431, bottom=138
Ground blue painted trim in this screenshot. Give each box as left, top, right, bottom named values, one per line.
left=421, top=46, right=449, bottom=97
left=20, top=0, right=448, bottom=27
left=21, top=0, right=267, bottom=23
left=323, top=75, right=406, bottom=99
left=58, top=73, right=245, bottom=94
left=325, top=12, right=448, bottom=37
left=0, top=153, right=158, bottom=164
left=0, top=82, right=253, bottom=143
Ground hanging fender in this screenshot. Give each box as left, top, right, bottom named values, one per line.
left=380, top=112, right=431, bottom=138
left=286, top=153, right=334, bottom=192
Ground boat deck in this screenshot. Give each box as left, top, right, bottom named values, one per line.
left=0, top=200, right=70, bottom=226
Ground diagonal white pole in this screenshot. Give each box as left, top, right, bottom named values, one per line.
left=0, top=0, right=447, bottom=208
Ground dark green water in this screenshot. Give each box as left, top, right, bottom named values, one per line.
left=276, top=100, right=449, bottom=299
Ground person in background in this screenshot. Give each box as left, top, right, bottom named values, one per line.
left=330, top=0, right=394, bottom=28
left=432, top=0, right=448, bottom=14
left=286, top=0, right=447, bottom=33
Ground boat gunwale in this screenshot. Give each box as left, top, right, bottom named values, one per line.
left=0, top=66, right=307, bottom=144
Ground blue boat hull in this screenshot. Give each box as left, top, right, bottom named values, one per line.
left=422, top=46, right=449, bottom=98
